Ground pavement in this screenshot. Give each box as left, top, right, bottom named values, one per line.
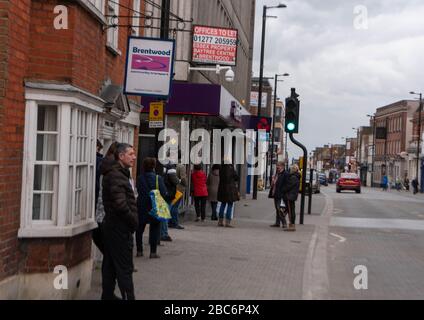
left=85, top=190, right=326, bottom=300
left=85, top=185, right=424, bottom=300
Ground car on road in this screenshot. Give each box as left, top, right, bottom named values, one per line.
left=336, top=173, right=361, bottom=193
left=318, top=173, right=328, bottom=186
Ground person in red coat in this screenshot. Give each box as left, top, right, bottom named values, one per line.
left=191, top=164, right=208, bottom=222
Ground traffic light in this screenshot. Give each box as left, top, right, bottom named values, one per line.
left=285, top=88, right=300, bottom=133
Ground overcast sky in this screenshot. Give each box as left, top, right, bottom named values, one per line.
left=253, top=0, right=424, bottom=159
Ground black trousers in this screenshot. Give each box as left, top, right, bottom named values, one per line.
left=92, top=223, right=104, bottom=254
left=287, top=200, right=296, bottom=225
left=135, top=219, right=160, bottom=254
left=211, top=201, right=218, bottom=219
left=101, top=224, right=135, bottom=300
left=194, top=196, right=207, bottom=220
left=273, top=198, right=287, bottom=226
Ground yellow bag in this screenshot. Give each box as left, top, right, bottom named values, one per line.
left=171, top=190, right=183, bottom=205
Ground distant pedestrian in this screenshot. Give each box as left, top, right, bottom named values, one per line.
left=404, top=177, right=410, bottom=191
left=101, top=143, right=138, bottom=300
left=269, top=161, right=289, bottom=228
left=207, top=164, right=220, bottom=221
left=136, top=158, right=169, bottom=259
left=191, top=164, right=208, bottom=222
left=283, top=165, right=301, bottom=232
left=161, top=163, right=179, bottom=241
left=217, top=163, right=240, bottom=228
left=412, top=178, right=419, bottom=194
left=381, top=175, right=388, bottom=191
left=169, top=151, right=187, bottom=230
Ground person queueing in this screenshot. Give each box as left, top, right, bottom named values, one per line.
left=270, top=161, right=289, bottom=228
left=101, top=143, right=138, bottom=300
left=169, top=151, right=187, bottom=230
left=283, top=165, right=301, bottom=232
left=207, top=164, right=221, bottom=221
left=161, top=163, right=179, bottom=241
left=191, top=164, right=208, bottom=222
left=136, top=158, right=169, bottom=259
left=217, top=163, right=240, bottom=228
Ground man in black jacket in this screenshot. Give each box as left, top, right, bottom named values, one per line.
left=101, top=143, right=138, bottom=300
left=270, top=162, right=289, bottom=228
left=283, top=165, right=301, bottom=232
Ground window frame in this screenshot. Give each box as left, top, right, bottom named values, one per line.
left=20, top=87, right=102, bottom=238
left=132, top=0, right=141, bottom=36
left=106, top=0, right=121, bottom=55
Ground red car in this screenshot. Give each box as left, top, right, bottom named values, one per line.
left=336, top=173, right=361, bottom=193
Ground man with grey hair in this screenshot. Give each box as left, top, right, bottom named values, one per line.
left=101, top=143, right=138, bottom=300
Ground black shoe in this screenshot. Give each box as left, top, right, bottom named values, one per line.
left=150, top=253, right=160, bottom=259
left=161, top=236, right=173, bottom=242
left=136, top=251, right=143, bottom=257
left=101, top=294, right=122, bottom=300
left=270, top=224, right=280, bottom=228
left=211, top=216, right=218, bottom=221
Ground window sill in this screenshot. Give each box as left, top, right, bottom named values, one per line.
left=18, top=220, right=98, bottom=239
left=77, top=0, right=108, bottom=26
left=106, top=43, right=122, bottom=56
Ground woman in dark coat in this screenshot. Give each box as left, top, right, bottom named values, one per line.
left=217, top=164, right=239, bottom=227
left=283, top=165, right=301, bottom=232
left=136, top=158, right=168, bottom=259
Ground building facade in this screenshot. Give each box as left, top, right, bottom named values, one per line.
left=373, top=100, right=417, bottom=187
left=0, top=0, right=143, bottom=299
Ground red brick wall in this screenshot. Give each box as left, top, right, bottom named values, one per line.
left=0, top=0, right=31, bottom=282
left=1, top=0, right=143, bottom=284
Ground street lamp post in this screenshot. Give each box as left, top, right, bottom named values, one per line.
left=253, top=3, right=287, bottom=200
left=410, top=92, right=423, bottom=190
left=367, top=114, right=376, bottom=187
left=270, top=73, right=289, bottom=179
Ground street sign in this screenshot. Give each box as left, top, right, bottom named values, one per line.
left=124, top=36, right=175, bottom=98
left=149, top=101, right=164, bottom=128
left=192, top=25, right=238, bottom=66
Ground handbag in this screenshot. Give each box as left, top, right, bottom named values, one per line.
left=171, top=190, right=183, bottom=205
left=148, top=175, right=171, bottom=222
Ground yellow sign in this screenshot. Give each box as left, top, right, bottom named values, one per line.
left=149, top=102, right=164, bottom=128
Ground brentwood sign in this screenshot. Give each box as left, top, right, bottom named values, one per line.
left=124, top=37, right=175, bottom=98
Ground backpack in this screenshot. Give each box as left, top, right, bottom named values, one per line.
left=148, top=175, right=171, bottom=222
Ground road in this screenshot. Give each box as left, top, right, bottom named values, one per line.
left=86, top=186, right=424, bottom=300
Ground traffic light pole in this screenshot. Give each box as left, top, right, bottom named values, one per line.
left=289, top=133, right=307, bottom=225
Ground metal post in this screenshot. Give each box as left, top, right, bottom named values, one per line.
left=416, top=94, right=422, bottom=188
left=253, top=5, right=267, bottom=200
left=372, top=116, right=376, bottom=187
left=289, top=133, right=307, bottom=224
left=271, top=75, right=278, bottom=180
left=308, top=168, right=313, bottom=214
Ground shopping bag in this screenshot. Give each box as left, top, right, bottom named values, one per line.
left=149, top=175, right=171, bottom=222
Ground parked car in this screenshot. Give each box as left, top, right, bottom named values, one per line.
left=318, top=173, right=328, bottom=186
left=336, top=173, right=361, bottom=193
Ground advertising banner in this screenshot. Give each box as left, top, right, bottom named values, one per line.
left=124, top=37, right=175, bottom=98
left=192, top=25, right=238, bottom=66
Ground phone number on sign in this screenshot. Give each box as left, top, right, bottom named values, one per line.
left=193, top=35, right=237, bottom=46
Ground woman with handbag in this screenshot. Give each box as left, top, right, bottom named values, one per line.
left=136, top=158, right=169, bottom=259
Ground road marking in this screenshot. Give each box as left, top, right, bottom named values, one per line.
left=330, top=217, right=424, bottom=231
left=302, top=190, right=332, bottom=300
left=330, top=233, right=346, bottom=243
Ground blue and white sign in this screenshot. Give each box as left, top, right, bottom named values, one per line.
left=124, top=37, right=175, bottom=98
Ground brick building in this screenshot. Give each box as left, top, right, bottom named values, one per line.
left=373, top=100, right=417, bottom=186
left=0, top=0, right=143, bottom=299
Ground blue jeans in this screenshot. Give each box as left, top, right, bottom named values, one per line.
left=160, top=220, right=169, bottom=238
left=169, top=199, right=181, bottom=226
left=219, top=202, right=234, bottom=221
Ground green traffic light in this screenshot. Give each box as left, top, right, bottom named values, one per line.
left=287, top=123, right=296, bottom=131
